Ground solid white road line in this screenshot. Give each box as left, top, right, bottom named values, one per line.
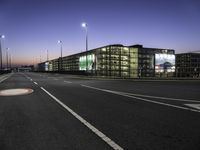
left=0, top=74, right=12, bottom=83
left=64, top=80, right=72, bottom=84
left=40, top=87, right=123, bottom=150
left=110, top=90, right=200, bottom=103
left=0, top=76, right=9, bottom=83
left=81, top=84, right=200, bottom=113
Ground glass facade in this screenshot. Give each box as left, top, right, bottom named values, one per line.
left=38, top=44, right=175, bottom=78
left=176, top=53, right=200, bottom=77
left=155, top=54, right=175, bottom=73
left=79, top=54, right=95, bottom=71
left=93, top=45, right=134, bottom=78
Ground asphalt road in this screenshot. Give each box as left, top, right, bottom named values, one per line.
left=0, top=72, right=200, bottom=150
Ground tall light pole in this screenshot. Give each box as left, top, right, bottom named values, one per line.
left=47, top=49, right=49, bottom=61
left=6, top=48, right=9, bottom=70
left=82, top=22, right=88, bottom=72
left=58, top=40, right=63, bottom=71
left=0, top=35, right=5, bottom=70
left=9, top=53, right=11, bottom=69
left=40, top=55, right=41, bottom=63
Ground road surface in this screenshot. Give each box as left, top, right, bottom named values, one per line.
left=0, top=72, right=200, bottom=150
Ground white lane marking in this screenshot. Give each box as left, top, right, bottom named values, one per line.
left=0, top=76, right=9, bottom=83
left=185, top=104, right=200, bottom=110
left=40, top=87, right=123, bottom=150
left=0, top=74, right=12, bottom=83
left=80, top=84, right=200, bottom=103
left=33, top=82, right=38, bottom=85
left=81, top=84, right=200, bottom=113
left=64, top=81, right=72, bottom=84
left=109, top=91, right=200, bottom=103
left=54, top=78, right=58, bottom=80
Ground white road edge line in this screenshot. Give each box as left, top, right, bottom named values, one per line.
left=33, top=82, right=38, bottom=85
left=81, top=84, right=200, bottom=113
left=40, top=87, right=123, bottom=150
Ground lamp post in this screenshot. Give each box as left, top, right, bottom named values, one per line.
left=0, top=35, right=5, bottom=70
left=40, top=55, right=41, bottom=63
left=9, top=53, right=11, bottom=69
left=58, top=40, right=63, bottom=71
left=6, top=48, right=9, bottom=70
left=47, top=49, right=49, bottom=62
left=82, top=22, right=88, bottom=72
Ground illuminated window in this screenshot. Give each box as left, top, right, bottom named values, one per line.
left=79, top=54, right=95, bottom=70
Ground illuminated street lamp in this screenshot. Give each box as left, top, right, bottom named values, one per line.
left=81, top=22, right=88, bottom=72
left=0, top=35, right=5, bottom=70
left=58, top=40, right=63, bottom=71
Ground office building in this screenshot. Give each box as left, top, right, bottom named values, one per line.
left=176, top=53, right=200, bottom=77
left=38, top=44, right=175, bottom=78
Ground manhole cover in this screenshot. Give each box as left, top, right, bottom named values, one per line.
left=0, top=88, right=34, bottom=96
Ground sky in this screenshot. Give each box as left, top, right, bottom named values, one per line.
left=0, top=0, right=200, bottom=66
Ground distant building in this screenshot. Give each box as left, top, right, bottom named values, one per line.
left=176, top=53, right=200, bottom=77
left=16, top=65, right=34, bottom=72
left=38, top=44, right=175, bottom=78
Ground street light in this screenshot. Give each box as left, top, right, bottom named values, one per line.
left=0, top=35, right=5, bottom=70
left=58, top=40, right=63, bottom=71
left=9, top=53, right=11, bottom=69
left=81, top=22, right=88, bottom=72
left=6, top=48, right=9, bottom=70
left=40, top=55, right=41, bottom=63
left=47, top=49, right=49, bottom=62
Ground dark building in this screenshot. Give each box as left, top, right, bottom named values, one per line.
left=130, top=45, right=175, bottom=77
left=38, top=44, right=175, bottom=78
left=176, top=52, right=200, bottom=77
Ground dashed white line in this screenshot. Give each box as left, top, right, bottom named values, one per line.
left=64, top=81, right=72, bottom=83
left=40, top=86, right=123, bottom=150
left=33, top=82, right=38, bottom=85
left=81, top=84, right=200, bottom=113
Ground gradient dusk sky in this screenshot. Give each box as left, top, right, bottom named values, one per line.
left=0, top=0, right=200, bottom=66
